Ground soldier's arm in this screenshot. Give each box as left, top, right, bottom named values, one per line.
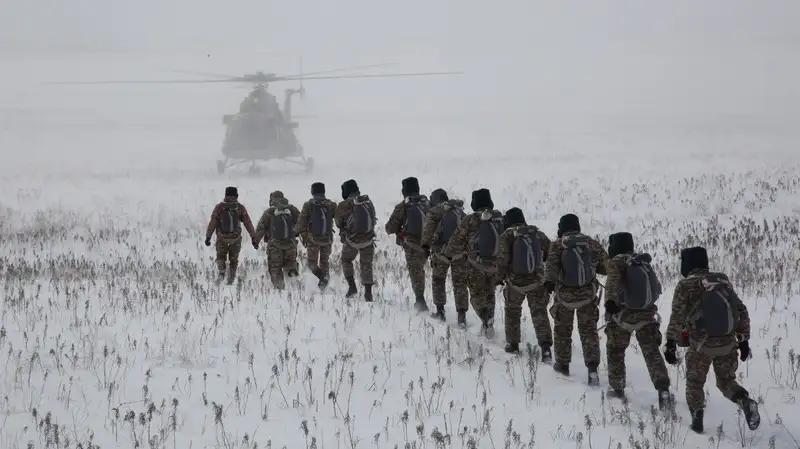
left=605, top=258, right=623, bottom=306
left=329, top=200, right=339, bottom=230
left=205, top=204, right=221, bottom=240
left=239, top=205, right=257, bottom=239
left=444, top=216, right=470, bottom=258
left=592, top=238, right=609, bottom=276
left=538, top=231, right=552, bottom=262
left=384, top=202, right=405, bottom=235
left=294, top=202, right=310, bottom=235
left=253, top=210, right=270, bottom=242
left=420, top=207, right=442, bottom=247
left=665, top=281, right=689, bottom=342
left=495, top=230, right=513, bottom=280
left=334, top=201, right=349, bottom=231
left=290, top=205, right=301, bottom=227
left=544, top=239, right=563, bottom=285
left=735, top=295, right=751, bottom=341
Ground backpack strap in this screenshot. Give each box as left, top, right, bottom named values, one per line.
left=553, top=280, right=602, bottom=309
left=505, top=281, right=539, bottom=293
left=344, top=235, right=375, bottom=249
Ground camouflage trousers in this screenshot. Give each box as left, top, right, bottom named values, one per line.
left=306, top=243, right=333, bottom=278
left=403, top=246, right=427, bottom=298
left=685, top=346, right=748, bottom=411
left=267, top=243, right=299, bottom=290
left=430, top=254, right=469, bottom=310
left=605, top=320, right=669, bottom=392
left=503, top=283, right=552, bottom=347
left=550, top=299, right=600, bottom=367
left=465, top=264, right=497, bottom=323
left=215, top=236, right=242, bottom=279
left=341, top=241, right=375, bottom=285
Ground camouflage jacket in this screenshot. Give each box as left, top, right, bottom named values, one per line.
left=421, top=199, right=465, bottom=254
left=385, top=195, right=429, bottom=248
left=544, top=231, right=608, bottom=303
left=605, top=253, right=658, bottom=325
left=254, top=198, right=301, bottom=249
left=666, top=268, right=751, bottom=350
left=443, top=209, right=497, bottom=270
left=496, top=225, right=551, bottom=288
left=335, top=193, right=377, bottom=246
left=205, top=198, right=256, bottom=241
left=294, top=195, right=338, bottom=245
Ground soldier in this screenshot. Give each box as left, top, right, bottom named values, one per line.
left=335, top=179, right=378, bottom=301
left=421, top=188, right=469, bottom=326
left=254, top=191, right=301, bottom=290
left=205, top=186, right=258, bottom=284
left=385, top=177, right=431, bottom=311
left=444, top=188, right=504, bottom=337
left=603, top=232, right=670, bottom=409
left=664, top=246, right=760, bottom=433
left=543, top=213, right=608, bottom=385
left=294, top=182, right=338, bottom=289
left=495, top=207, right=553, bottom=359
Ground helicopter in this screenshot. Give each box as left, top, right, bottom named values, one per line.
left=44, top=63, right=463, bottom=174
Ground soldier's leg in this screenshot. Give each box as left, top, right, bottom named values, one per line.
left=450, top=259, right=470, bottom=312
left=285, top=244, right=299, bottom=276
left=430, top=256, right=450, bottom=307
left=341, top=244, right=357, bottom=279
left=267, top=245, right=286, bottom=290
left=306, top=244, right=321, bottom=273
left=575, top=302, right=601, bottom=368
left=403, top=247, right=426, bottom=299
left=215, top=239, right=228, bottom=276
left=551, top=303, right=576, bottom=366
left=634, top=323, right=670, bottom=391
left=604, top=321, right=632, bottom=392
left=503, top=287, right=525, bottom=345
left=711, top=350, right=749, bottom=402
left=482, top=273, right=497, bottom=323
left=227, top=238, right=243, bottom=283
left=527, top=287, right=553, bottom=349
left=358, top=243, right=375, bottom=285
left=466, top=268, right=489, bottom=320
left=685, top=347, right=713, bottom=413
left=319, top=244, right=332, bottom=278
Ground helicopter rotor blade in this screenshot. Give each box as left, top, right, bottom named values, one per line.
left=42, top=78, right=246, bottom=85
left=170, top=69, right=241, bottom=79
left=277, top=71, right=464, bottom=81
left=276, top=62, right=398, bottom=80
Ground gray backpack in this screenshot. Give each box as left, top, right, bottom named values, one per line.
left=403, top=195, right=429, bottom=237
left=434, top=201, right=465, bottom=246
left=220, top=205, right=240, bottom=234
left=510, top=226, right=543, bottom=275
left=559, top=234, right=596, bottom=288
left=620, top=254, right=662, bottom=309
left=271, top=208, right=295, bottom=240
left=347, top=196, right=376, bottom=234
left=470, top=210, right=504, bottom=263
left=309, top=199, right=333, bottom=242
left=689, top=273, right=742, bottom=337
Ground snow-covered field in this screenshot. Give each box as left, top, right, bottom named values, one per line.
left=3, top=36, right=800, bottom=449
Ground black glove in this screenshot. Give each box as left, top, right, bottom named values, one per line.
left=738, top=340, right=751, bottom=361
left=604, top=301, right=620, bottom=315
left=664, top=340, right=678, bottom=365
left=252, top=238, right=260, bottom=250
left=496, top=278, right=505, bottom=286
left=421, top=245, right=431, bottom=258
left=544, top=281, right=555, bottom=295
left=204, top=238, right=211, bottom=247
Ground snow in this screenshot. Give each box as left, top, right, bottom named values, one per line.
left=3, top=4, right=800, bottom=447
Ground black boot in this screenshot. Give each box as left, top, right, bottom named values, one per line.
left=413, top=295, right=429, bottom=312
left=540, top=344, right=552, bottom=364
left=587, top=364, right=600, bottom=386
left=456, top=309, right=467, bottom=328
left=431, top=305, right=445, bottom=321
left=482, top=315, right=495, bottom=339
left=657, top=389, right=671, bottom=411
left=345, top=277, right=357, bottom=298
left=690, top=408, right=704, bottom=433
left=505, top=342, right=520, bottom=354
left=364, top=284, right=373, bottom=302
left=287, top=269, right=299, bottom=278
left=607, top=388, right=626, bottom=400
left=318, top=275, right=329, bottom=289
left=738, top=397, right=761, bottom=431
left=554, top=362, right=569, bottom=376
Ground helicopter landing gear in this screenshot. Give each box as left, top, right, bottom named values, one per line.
left=217, top=159, right=227, bottom=174
left=304, top=157, right=314, bottom=173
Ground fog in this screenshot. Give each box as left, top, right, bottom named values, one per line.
left=2, top=0, right=799, bottom=172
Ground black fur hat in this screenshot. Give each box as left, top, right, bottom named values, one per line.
left=557, top=213, right=580, bottom=237
left=225, top=186, right=238, bottom=197
left=401, top=177, right=420, bottom=196
left=504, top=207, right=526, bottom=227
left=470, top=188, right=493, bottom=211
left=311, top=182, right=325, bottom=195
left=608, top=232, right=634, bottom=258
left=341, top=179, right=359, bottom=200
left=680, top=246, right=709, bottom=278
left=430, top=188, right=448, bottom=206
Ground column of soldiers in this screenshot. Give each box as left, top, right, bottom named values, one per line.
left=205, top=180, right=761, bottom=434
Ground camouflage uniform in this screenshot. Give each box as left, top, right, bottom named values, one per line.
left=385, top=187, right=430, bottom=306
left=496, top=224, right=553, bottom=350
left=421, top=198, right=469, bottom=313
left=335, top=179, right=377, bottom=300
left=666, top=267, right=755, bottom=423
left=294, top=188, right=338, bottom=285
left=254, top=191, right=301, bottom=290
left=544, top=227, right=608, bottom=375
left=205, top=193, right=257, bottom=284
left=604, top=253, right=669, bottom=394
